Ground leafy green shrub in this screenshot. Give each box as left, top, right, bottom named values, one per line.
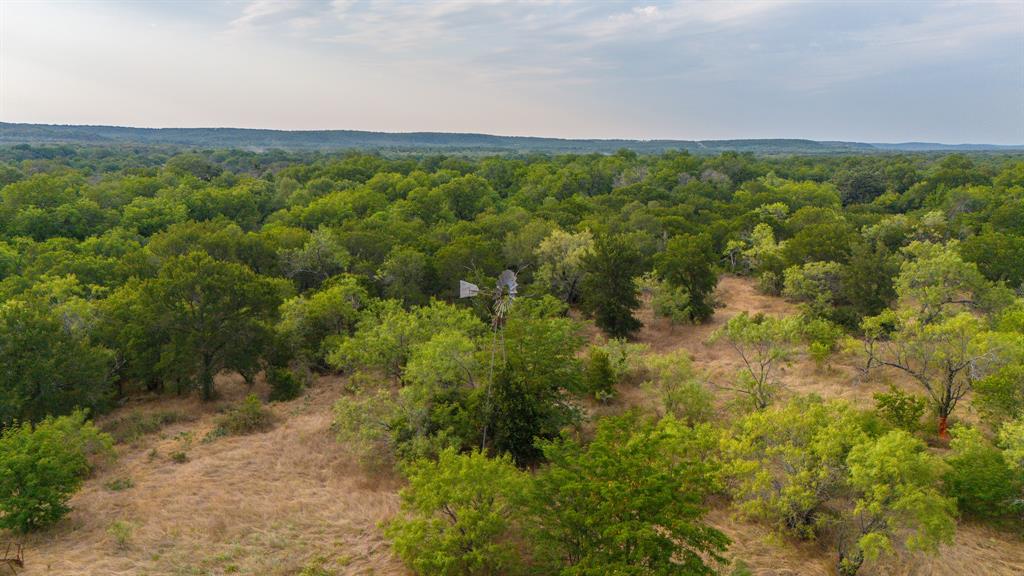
left=385, top=448, right=527, bottom=576
left=530, top=414, right=728, bottom=574
left=590, top=338, right=649, bottom=383
left=642, top=351, right=713, bottom=424
left=872, top=386, right=926, bottom=432
left=720, top=397, right=867, bottom=539
left=582, top=348, right=616, bottom=402
left=333, top=387, right=400, bottom=469
left=945, top=426, right=1018, bottom=519
left=757, top=270, right=782, bottom=295
left=799, top=316, right=844, bottom=369
left=0, top=410, right=114, bottom=532
left=839, top=430, right=955, bottom=575
left=267, top=367, right=304, bottom=402
left=975, top=364, right=1024, bottom=424
left=214, top=395, right=274, bottom=436
left=642, top=273, right=693, bottom=326
left=107, top=520, right=135, bottom=550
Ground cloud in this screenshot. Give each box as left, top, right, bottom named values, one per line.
left=228, top=0, right=299, bottom=31
left=3, top=0, right=1021, bottom=142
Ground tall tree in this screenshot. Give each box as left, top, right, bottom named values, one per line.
left=0, top=288, right=114, bottom=425
left=655, top=232, right=718, bottom=322
left=131, top=252, right=287, bottom=400
left=581, top=234, right=643, bottom=338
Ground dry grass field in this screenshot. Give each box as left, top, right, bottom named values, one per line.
left=12, top=276, right=1024, bottom=575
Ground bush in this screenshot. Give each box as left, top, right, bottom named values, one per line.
left=582, top=348, right=616, bottom=402
left=800, top=316, right=844, bottom=369
left=873, top=386, right=927, bottom=432
left=643, top=352, right=713, bottom=424
left=720, top=397, right=867, bottom=539
left=214, top=395, right=274, bottom=436
left=591, top=338, right=649, bottom=383
left=530, top=414, right=728, bottom=574
left=267, top=367, right=304, bottom=402
left=757, top=270, right=782, bottom=295
left=641, top=273, right=693, bottom=326
left=333, top=386, right=400, bottom=469
left=107, top=520, right=135, bottom=550
left=945, top=426, right=1018, bottom=519
left=0, top=410, right=114, bottom=532
left=384, top=448, right=527, bottom=576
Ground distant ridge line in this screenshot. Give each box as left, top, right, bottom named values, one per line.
left=1, top=122, right=1021, bottom=154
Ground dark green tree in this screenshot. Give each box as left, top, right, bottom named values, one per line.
left=581, top=234, right=643, bottom=338
left=655, top=232, right=718, bottom=322
left=130, top=252, right=287, bottom=400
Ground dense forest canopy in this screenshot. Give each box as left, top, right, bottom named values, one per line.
left=2, top=144, right=1024, bottom=574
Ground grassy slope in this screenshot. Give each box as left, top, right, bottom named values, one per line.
left=13, top=276, right=1024, bottom=575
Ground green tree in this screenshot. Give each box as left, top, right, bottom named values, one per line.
left=837, top=431, right=955, bottom=575
left=838, top=240, right=899, bottom=322
left=133, top=252, right=287, bottom=400
left=709, top=312, right=800, bottom=409
left=534, top=229, right=593, bottom=304
left=783, top=261, right=843, bottom=318
left=277, top=275, right=368, bottom=366
left=0, top=284, right=114, bottom=425
left=279, top=227, right=350, bottom=291
left=376, top=246, right=432, bottom=307
left=385, top=449, right=527, bottom=576
left=944, top=425, right=1018, bottom=519
left=961, top=230, right=1024, bottom=289
left=0, top=410, right=114, bottom=532
left=896, top=240, right=1006, bottom=323
left=329, top=299, right=484, bottom=378
left=581, top=348, right=616, bottom=402
left=486, top=314, right=584, bottom=464
left=861, top=311, right=1001, bottom=438
left=528, top=414, right=728, bottom=575
left=580, top=234, right=643, bottom=338
left=120, top=195, right=188, bottom=236
left=720, top=397, right=867, bottom=539
left=654, top=232, right=718, bottom=322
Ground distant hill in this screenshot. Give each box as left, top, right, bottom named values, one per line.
left=1, top=122, right=1021, bottom=154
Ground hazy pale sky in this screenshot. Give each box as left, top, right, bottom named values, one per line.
left=2, top=0, right=1022, bottom=143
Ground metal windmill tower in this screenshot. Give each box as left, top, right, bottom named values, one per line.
left=460, top=268, right=519, bottom=450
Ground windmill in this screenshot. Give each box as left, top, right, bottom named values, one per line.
left=459, top=268, right=519, bottom=450
left=459, top=268, right=518, bottom=329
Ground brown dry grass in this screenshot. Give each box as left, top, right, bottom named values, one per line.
left=8, top=275, right=1022, bottom=575
left=16, top=375, right=404, bottom=576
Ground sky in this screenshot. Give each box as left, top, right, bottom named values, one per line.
left=1, top=0, right=1022, bottom=144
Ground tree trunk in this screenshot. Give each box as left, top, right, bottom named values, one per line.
left=200, top=354, right=215, bottom=401
left=938, top=415, right=950, bottom=440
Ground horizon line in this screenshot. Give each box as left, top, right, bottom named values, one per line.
left=3, top=121, right=1023, bottom=148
